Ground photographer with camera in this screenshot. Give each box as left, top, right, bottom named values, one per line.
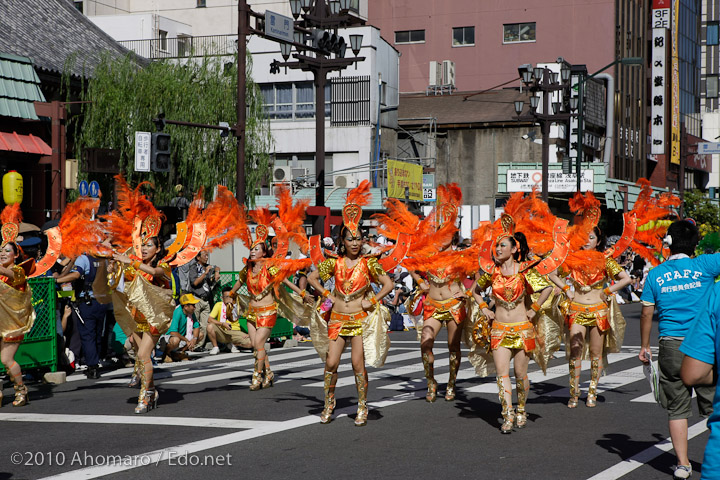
left=54, top=254, right=108, bottom=379
left=187, top=249, right=220, bottom=350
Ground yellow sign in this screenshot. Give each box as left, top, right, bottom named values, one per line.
left=670, top=0, right=680, bottom=165
left=387, top=160, right=423, bottom=201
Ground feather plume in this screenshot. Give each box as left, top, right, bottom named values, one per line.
left=184, top=187, right=205, bottom=226
left=0, top=203, right=22, bottom=225
left=345, top=179, right=372, bottom=207
left=101, top=175, right=163, bottom=251
left=203, top=186, right=247, bottom=250
left=275, top=185, right=310, bottom=251
left=58, top=197, right=110, bottom=258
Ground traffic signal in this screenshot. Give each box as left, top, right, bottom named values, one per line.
left=311, top=29, right=346, bottom=57
left=151, top=132, right=171, bottom=172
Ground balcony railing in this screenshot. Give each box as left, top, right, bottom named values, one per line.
left=118, top=34, right=237, bottom=59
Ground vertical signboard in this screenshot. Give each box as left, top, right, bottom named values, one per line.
left=135, top=131, right=151, bottom=172
left=670, top=0, right=681, bottom=164
left=651, top=28, right=667, bottom=154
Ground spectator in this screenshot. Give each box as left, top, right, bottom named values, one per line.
left=206, top=286, right=251, bottom=354
left=161, top=294, right=201, bottom=362
left=680, top=280, right=720, bottom=479
left=640, top=220, right=720, bottom=479
left=169, top=184, right=190, bottom=220
left=187, top=249, right=220, bottom=349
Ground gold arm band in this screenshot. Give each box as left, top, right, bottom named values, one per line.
left=530, top=302, right=541, bottom=313
left=369, top=296, right=378, bottom=306
left=603, top=286, right=612, bottom=296
left=322, top=289, right=330, bottom=298
left=478, top=301, right=489, bottom=310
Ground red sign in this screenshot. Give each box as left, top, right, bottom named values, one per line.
left=652, top=0, right=670, bottom=8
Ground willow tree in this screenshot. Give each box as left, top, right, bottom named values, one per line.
left=65, top=52, right=272, bottom=206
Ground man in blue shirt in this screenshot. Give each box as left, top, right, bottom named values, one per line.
left=640, top=220, right=720, bottom=479
left=681, top=282, right=720, bottom=480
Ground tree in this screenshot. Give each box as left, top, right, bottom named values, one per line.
left=64, top=52, right=272, bottom=206
left=683, top=189, right=720, bottom=231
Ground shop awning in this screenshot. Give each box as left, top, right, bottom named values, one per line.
left=0, top=131, right=51, bottom=155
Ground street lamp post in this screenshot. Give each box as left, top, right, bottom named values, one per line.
left=235, top=0, right=364, bottom=224
left=515, top=63, right=573, bottom=202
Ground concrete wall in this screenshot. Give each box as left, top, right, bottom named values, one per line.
left=89, top=14, right=192, bottom=41
left=434, top=126, right=543, bottom=206
left=367, top=0, right=615, bottom=93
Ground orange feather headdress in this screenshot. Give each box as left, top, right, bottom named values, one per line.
left=274, top=185, right=310, bottom=252
left=436, top=183, right=461, bottom=228
left=202, top=186, right=247, bottom=251
left=342, top=180, right=371, bottom=237
left=0, top=203, right=22, bottom=248
left=58, top=197, right=111, bottom=258
left=102, top=175, right=164, bottom=253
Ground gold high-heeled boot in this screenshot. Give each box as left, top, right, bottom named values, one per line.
left=250, top=351, right=263, bottom=391
left=587, top=357, right=602, bottom=407
left=422, top=352, right=437, bottom=402
left=445, top=351, right=460, bottom=401
left=515, top=375, right=529, bottom=428
left=354, top=372, right=368, bottom=427
left=568, top=357, right=581, bottom=408
left=262, top=354, right=274, bottom=388
left=134, top=359, right=151, bottom=414
left=7, top=362, right=27, bottom=407
left=497, top=375, right=514, bottom=434
left=320, top=371, right=337, bottom=424
left=128, top=358, right=141, bottom=388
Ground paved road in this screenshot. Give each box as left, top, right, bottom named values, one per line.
left=0, top=303, right=712, bottom=479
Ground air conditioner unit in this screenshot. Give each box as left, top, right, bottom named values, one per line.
left=429, top=61, right=442, bottom=87
left=334, top=174, right=359, bottom=188
left=442, top=60, right=456, bottom=87
left=273, top=166, right=292, bottom=183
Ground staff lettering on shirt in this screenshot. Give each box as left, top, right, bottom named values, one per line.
left=655, top=269, right=703, bottom=286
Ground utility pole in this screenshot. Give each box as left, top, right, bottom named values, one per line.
left=236, top=0, right=248, bottom=204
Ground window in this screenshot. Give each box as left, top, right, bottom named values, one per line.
left=159, top=30, right=168, bottom=51
left=395, top=30, right=425, bottom=44
left=196, top=0, right=206, bottom=7
left=73, top=1, right=83, bottom=13
left=452, top=26, right=475, bottom=46
left=177, top=35, right=191, bottom=57
left=503, top=22, right=536, bottom=43
left=261, top=82, right=331, bottom=120
left=708, top=22, right=719, bottom=46
left=708, top=76, right=719, bottom=98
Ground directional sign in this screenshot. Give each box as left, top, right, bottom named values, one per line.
left=89, top=180, right=100, bottom=198
left=78, top=180, right=89, bottom=197
left=265, top=11, right=293, bottom=43
left=698, top=142, right=720, bottom=155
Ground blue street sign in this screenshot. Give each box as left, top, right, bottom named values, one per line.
left=89, top=180, right=100, bottom=198
left=78, top=180, right=89, bottom=197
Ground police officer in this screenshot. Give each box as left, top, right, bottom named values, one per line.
left=55, top=254, right=109, bottom=379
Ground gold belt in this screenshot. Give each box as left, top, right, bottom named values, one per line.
left=249, top=287, right=272, bottom=301
left=569, top=301, right=607, bottom=313
left=248, top=302, right=277, bottom=315
left=494, top=292, right=525, bottom=310
left=330, top=310, right=368, bottom=322
left=333, top=286, right=368, bottom=303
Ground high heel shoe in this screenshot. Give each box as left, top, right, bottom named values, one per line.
left=354, top=373, right=368, bottom=427
left=426, top=380, right=438, bottom=403
left=500, top=408, right=515, bottom=434
left=262, top=369, right=275, bottom=389
left=12, top=384, right=28, bottom=407
left=134, top=388, right=158, bottom=414
left=320, top=371, right=337, bottom=424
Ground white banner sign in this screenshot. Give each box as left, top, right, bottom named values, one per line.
left=651, top=28, right=667, bottom=155
left=135, top=131, right=151, bottom=172
left=507, top=169, right=594, bottom=193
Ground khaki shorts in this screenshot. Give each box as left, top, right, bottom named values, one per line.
left=659, top=338, right=715, bottom=420
left=214, top=326, right=251, bottom=348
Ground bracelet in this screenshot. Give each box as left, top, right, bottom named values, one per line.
left=300, top=290, right=307, bottom=299
left=465, top=290, right=473, bottom=298
left=478, top=301, right=489, bottom=310
left=530, top=302, right=541, bottom=313
left=131, top=260, right=141, bottom=270
left=369, top=296, right=378, bottom=306
left=603, top=287, right=612, bottom=296
left=322, top=289, right=330, bottom=298
left=562, top=284, right=570, bottom=292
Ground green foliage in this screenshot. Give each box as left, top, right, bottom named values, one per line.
left=683, top=189, right=720, bottom=227
left=698, top=231, right=720, bottom=254
left=64, top=52, right=272, bottom=206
